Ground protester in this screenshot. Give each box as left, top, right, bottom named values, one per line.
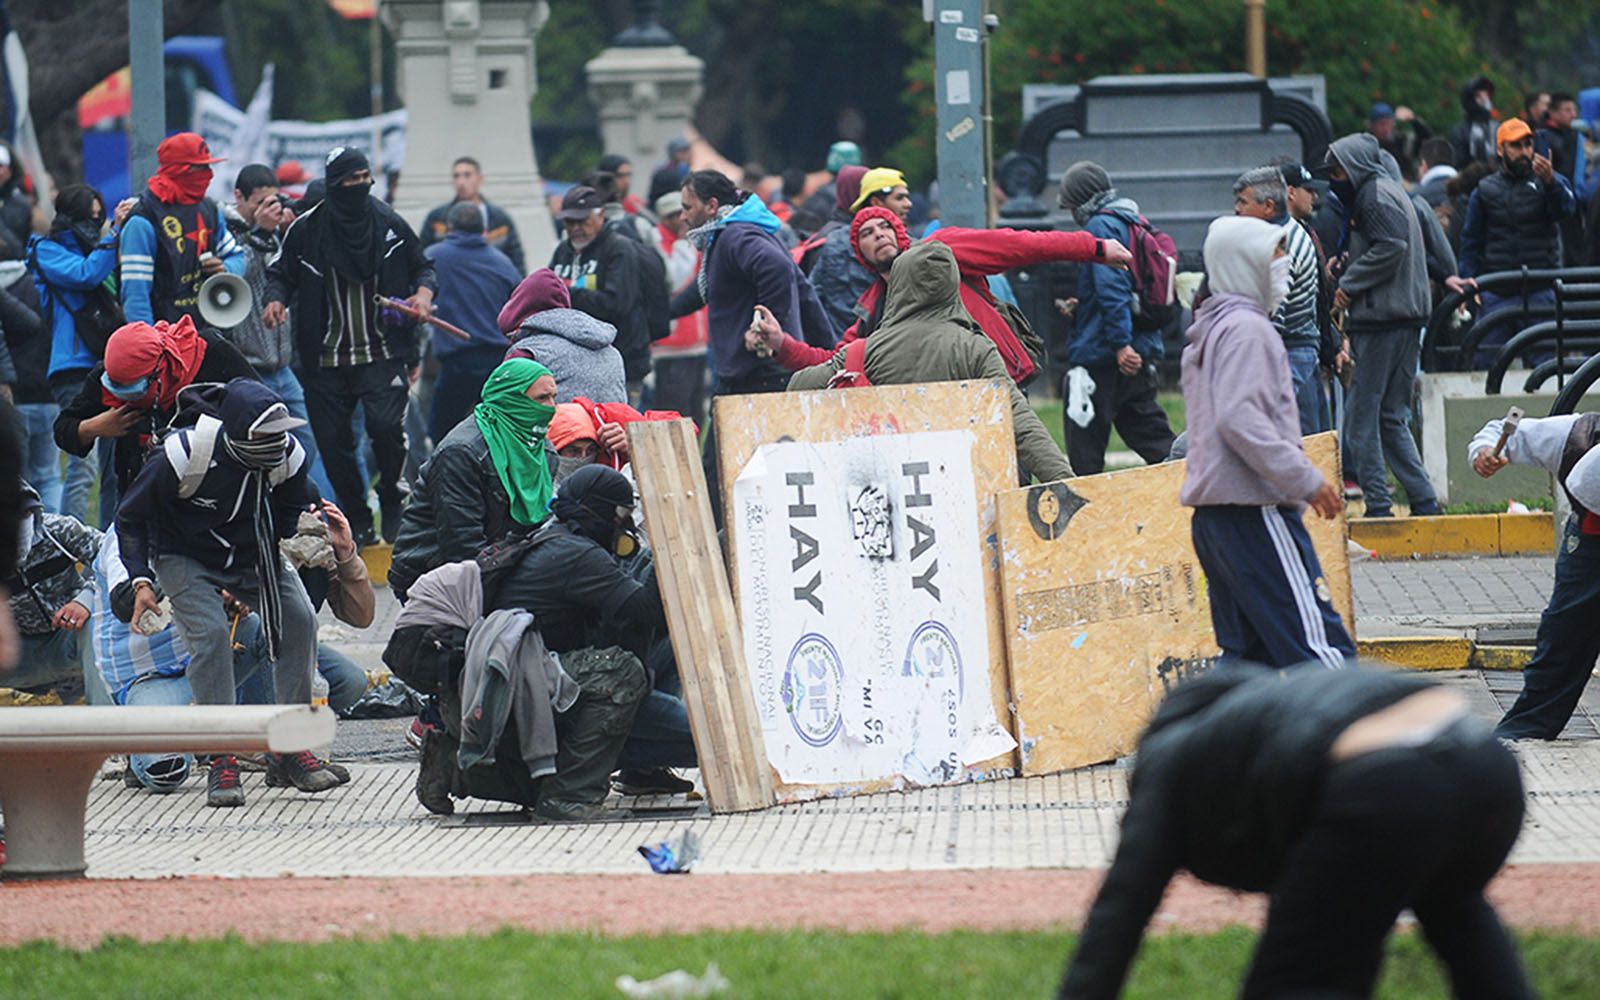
left=1319, top=134, right=1442, bottom=517
left=116, top=378, right=339, bottom=807
left=1057, top=665, right=1530, bottom=999
left=788, top=241, right=1073, bottom=483
left=424, top=202, right=522, bottom=440
left=1545, top=93, right=1588, bottom=266
left=1469, top=412, right=1600, bottom=739
left=1056, top=161, right=1176, bottom=475
left=648, top=189, right=709, bottom=423
left=53, top=316, right=257, bottom=506
left=120, top=133, right=246, bottom=325
left=4, top=482, right=104, bottom=701
left=263, top=146, right=437, bottom=546
left=753, top=206, right=1125, bottom=389
left=1522, top=90, right=1551, bottom=128
left=0, top=144, right=34, bottom=260
left=1449, top=76, right=1499, bottom=168
left=223, top=164, right=329, bottom=495
left=30, top=185, right=136, bottom=524
left=2, top=259, right=60, bottom=512
left=1232, top=167, right=1324, bottom=433
left=1277, top=161, right=1347, bottom=427
left=1181, top=215, right=1352, bottom=668
left=598, top=153, right=646, bottom=216
left=797, top=140, right=864, bottom=228
left=1366, top=102, right=1431, bottom=180
left=1415, top=137, right=1459, bottom=210
left=808, top=166, right=905, bottom=332
left=388, top=358, right=559, bottom=600
left=1379, top=150, right=1462, bottom=300
left=420, top=155, right=525, bottom=272
left=499, top=268, right=626, bottom=405
left=549, top=185, right=652, bottom=392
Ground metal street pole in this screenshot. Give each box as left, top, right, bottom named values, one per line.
left=128, top=0, right=165, bottom=191
left=930, top=0, right=988, bottom=229
left=1244, top=0, right=1266, bottom=78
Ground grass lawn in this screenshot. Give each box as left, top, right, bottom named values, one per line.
left=1, top=927, right=1593, bottom=998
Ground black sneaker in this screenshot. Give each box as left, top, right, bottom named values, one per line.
left=207, top=755, right=245, bottom=808
left=613, top=768, right=696, bottom=796
left=266, top=756, right=351, bottom=788
left=415, top=728, right=456, bottom=816
left=265, top=751, right=342, bottom=793
left=532, top=798, right=632, bottom=824
left=1410, top=501, right=1444, bottom=517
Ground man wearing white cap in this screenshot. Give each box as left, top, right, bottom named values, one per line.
left=1470, top=412, right=1600, bottom=739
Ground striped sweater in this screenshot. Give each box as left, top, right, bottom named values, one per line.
left=1271, top=212, right=1320, bottom=349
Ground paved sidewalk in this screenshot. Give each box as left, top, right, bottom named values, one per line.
left=1353, top=556, right=1553, bottom=641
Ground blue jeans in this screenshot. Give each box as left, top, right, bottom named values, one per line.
left=15, top=402, right=63, bottom=512
left=49, top=373, right=106, bottom=525
left=1285, top=345, right=1327, bottom=435
left=13, top=629, right=91, bottom=692
left=239, top=641, right=369, bottom=715
left=257, top=366, right=334, bottom=500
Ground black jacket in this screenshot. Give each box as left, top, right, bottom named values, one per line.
left=387, top=416, right=558, bottom=600
left=1058, top=666, right=1436, bottom=1000
left=1460, top=169, right=1575, bottom=278
left=263, top=198, right=438, bottom=368
left=550, top=226, right=651, bottom=382
left=52, top=330, right=258, bottom=495
left=0, top=277, right=47, bottom=404
left=1447, top=77, right=1498, bottom=168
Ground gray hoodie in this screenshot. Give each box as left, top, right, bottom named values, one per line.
left=1328, top=133, right=1431, bottom=330
left=1180, top=216, right=1325, bottom=508
left=506, top=307, right=628, bottom=404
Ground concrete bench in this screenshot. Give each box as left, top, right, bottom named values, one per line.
left=0, top=705, right=335, bottom=879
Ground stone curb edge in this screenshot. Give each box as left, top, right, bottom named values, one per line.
left=1357, top=636, right=1534, bottom=671
left=1351, top=512, right=1554, bottom=560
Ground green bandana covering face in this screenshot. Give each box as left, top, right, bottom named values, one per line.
left=474, top=358, right=557, bottom=526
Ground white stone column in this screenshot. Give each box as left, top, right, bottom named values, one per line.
left=382, top=0, right=557, bottom=267
left=585, top=17, right=704, bottom=184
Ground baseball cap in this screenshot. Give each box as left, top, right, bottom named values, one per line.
left=851, top=167, right=908, bottom=211
left=156, top=132, right=226, bottom=167
left=654, top=190, right=683, bottom=217
left=1497, top=118, right=1534, bottom=146
left=1279, top=162, right=1314, bottom=189
left=1369, top=102, right=1395, bottom=121
left=559, top=185, right=603, bottom=221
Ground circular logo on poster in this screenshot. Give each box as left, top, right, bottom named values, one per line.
left=781, top=633, right=845, bottom=747
left=1026, top=481, right=1088, bottom=541
left=902, top=621, right=963, bottom=698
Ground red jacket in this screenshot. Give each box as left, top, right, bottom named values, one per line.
left=774, top=227, right=1100, bottom=383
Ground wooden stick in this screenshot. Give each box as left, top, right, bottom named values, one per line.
left=373, top=295, right=476, bottom=343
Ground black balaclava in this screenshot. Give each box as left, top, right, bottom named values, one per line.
left=319, top=146, right=381, bottom=281
left=50, top=185, right=106, bottom=254
left=551, top=465, right=638, bottom=556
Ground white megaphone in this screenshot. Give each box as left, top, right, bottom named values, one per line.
left=197, top=271, right=254, bottom=329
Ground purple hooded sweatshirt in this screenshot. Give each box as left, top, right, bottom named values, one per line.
left=1180, top=216, right=1325, bottom=508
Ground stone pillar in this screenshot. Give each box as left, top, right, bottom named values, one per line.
left=585, top=1, right=704, bottom=184
left=382, top=0, right=557, bottom=266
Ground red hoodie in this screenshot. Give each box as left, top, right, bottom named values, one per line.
left=775, top=225, right=1101, bottom=384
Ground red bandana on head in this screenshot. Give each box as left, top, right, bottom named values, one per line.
left=101, top=315, right=208, bottom=410
left=849, top=207, right=911, bottom=272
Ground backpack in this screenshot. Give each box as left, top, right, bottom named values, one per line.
left=632, top=238, right=671, bottom=343
left=791, top=230, right=829, bottom=273
left=1101, top=211, right=1177, bottom=333
left=962, top=277, right=1047, bottom=388
left=27, top=238, right=124, bottom=358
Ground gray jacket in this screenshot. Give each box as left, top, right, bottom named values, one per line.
left=1329, top=133, right=1431, bottom=331
left=222, top=204, right=295, bottom=372
left=458, top=607, right=580, bottom=778
left=506, top=308, right=628, bottom=404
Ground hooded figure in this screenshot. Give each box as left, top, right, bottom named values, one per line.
left=501, top=268, right=627, bottom=404
left=1449, top=75, right=1499, bottom=168
left=788, top=241, right=1073, bottom=483
left=1178, top=215, right=1354, bottom=671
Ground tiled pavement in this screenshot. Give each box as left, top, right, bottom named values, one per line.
left=58, top=554, right=1600, bottom=879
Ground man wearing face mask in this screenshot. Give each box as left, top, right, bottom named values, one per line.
left=1181, top=215, right=1353, bottom=670
left=120, top=133, right=247, bottom=325
left=263, top=146, right=437, bottom=546
left=1448, top=77, right=1500, bottom=169
left=1457, top=117, right=1577, bottom=367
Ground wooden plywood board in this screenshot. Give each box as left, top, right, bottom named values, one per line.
left=714, top=381, right=1021, bottom=799
left=996, top=431, right=1353, bottom=776
left=630, top=419, right=775, bottom=812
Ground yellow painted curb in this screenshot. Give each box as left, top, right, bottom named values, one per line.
left=1356, top=636, right=1473, bottom=670
left=360, top=543, right=392, bottom=587
left=1470, top=645, right=1535, bottom=671
left=1351, top=512, right=1553, bottom=559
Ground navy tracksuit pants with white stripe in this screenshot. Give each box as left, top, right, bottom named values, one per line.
left=1191, top=504, right=1355, bottom=670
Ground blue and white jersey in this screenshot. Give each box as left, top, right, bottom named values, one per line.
left=91, top=527, right=190, bottom=703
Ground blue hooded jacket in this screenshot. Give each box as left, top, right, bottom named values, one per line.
left=1067, top=199, right=1164, bottom=369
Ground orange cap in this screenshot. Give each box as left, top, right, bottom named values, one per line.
left=1497, top=118, right=1533, bottom=147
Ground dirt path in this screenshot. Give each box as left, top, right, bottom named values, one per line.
left=2, top=865, right=1596, bottom=948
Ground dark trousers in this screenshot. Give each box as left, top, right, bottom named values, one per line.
left=1241, top=723, right=1530, bottom=999
left=702, top=370, right=791, bottom=526
left=652, top=354, right=708, bottom=427
left=1496, top=519, right=1600, bottom=739
left=1345, top=326, right=1436, bottom=514
left=1063, top=364, right=1174, bottom=476
left=1191, top=504, right=1355, bottom=670
left=299, top=357, right=409, bottom=535
left=429, top=346, right=503, bottom=444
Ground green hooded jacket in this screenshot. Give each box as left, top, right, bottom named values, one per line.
left=787, top=241, right=1073, bottom=483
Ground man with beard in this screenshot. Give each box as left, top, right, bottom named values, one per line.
left=1457, top=117, right=1577, bottom=367
left=263, top=147, right=437, bottom=546
left=119, top=132, right=246, bottom=325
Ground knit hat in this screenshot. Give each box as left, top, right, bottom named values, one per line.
left=849, top=206, right=911, bottom=271
left=497, top=268, right=572, bottom=334
left=833, top=165, right=868, bottom=213
left=1496, top=117, right=1533, bottom=147
left=826, top=141, right=862, bottom=175
left=1057, top=160, right=1112, bottom=211
left=851, top=167, right=907, bottom=211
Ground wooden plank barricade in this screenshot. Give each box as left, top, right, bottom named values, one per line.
left=628, top=418, right=775, bottom=812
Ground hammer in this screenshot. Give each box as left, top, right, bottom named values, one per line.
left=1491, top=406, right=1524, bottom=458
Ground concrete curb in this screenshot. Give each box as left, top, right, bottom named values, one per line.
left=1356, top=636, right=1534, bottom=671
left=1351, top=512, right=1553, bottom=560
